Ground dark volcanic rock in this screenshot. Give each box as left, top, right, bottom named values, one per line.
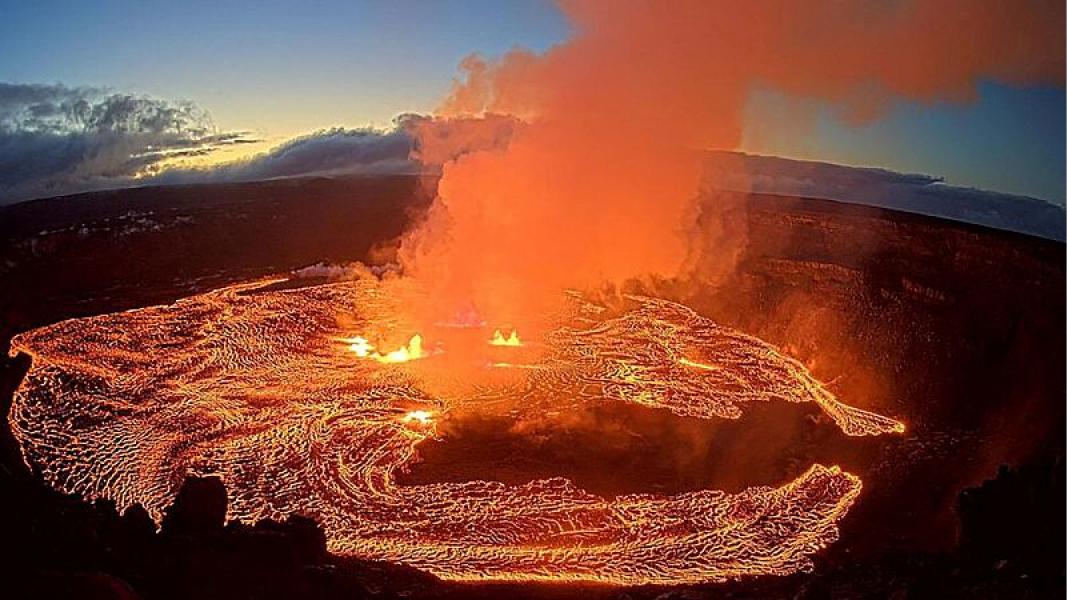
left=959, top=457, right=1065, bottom=574
left=161, top=477, right=228, bottom=535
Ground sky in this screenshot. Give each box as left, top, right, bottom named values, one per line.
left=0, top=0, right=1063, bottom=204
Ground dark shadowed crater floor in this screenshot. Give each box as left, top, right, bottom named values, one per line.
left=398, top=401, right=886, bottom=497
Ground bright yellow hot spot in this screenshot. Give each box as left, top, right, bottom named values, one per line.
left=678, top=357, right=719, bottom=371
left=377, top=334, right=424, bottom=363
left=490, top=362, right=542, bottom=370
left=344, top=336, right=373, bottom=357
left=401, top=410, right=434, bottom=426
left=340, top=334, right=426, bottom=363
left=490, top=329, right=522, bottom=346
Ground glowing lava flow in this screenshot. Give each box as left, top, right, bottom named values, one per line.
left=401, top=410, right=435, bottom=426
left=338, top=334, right=426, bottom=363
left=490, top=329, right=522, bottom=346
left=8, top=278, right=903, bottom=585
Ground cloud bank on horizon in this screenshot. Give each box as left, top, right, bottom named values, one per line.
left=0, top=92, right=521, bottom=203
left=1, top=90, right=1061, bottom=242
left=703, top=151, right=1066, bottom=241
left=0, top=83, right=258, bottom=202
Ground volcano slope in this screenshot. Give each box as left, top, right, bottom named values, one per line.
left=0, top=175, right=1063, bottom=597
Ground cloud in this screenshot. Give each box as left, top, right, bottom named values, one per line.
left=2, top=82, right=1060, bottom=242
left=0, top=87, right=522, bottom=204
left=704, top=151, right=1066, bottom=241
left=152, top=126, right=417, bottom=185
left=0, top=82, right=250, bottom=204
left=148, top=113, right=519, bottom=185
left=406, top=113, right=520, bottom=166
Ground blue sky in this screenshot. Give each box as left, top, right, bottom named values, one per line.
left=1, top=0, right=1063, bottom=203
left=744, top=82, right=1066, bottom=204
left=0, top=0, right=570, bottom=134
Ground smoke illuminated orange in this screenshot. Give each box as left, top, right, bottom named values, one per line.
left=403, top=0, right=1064, bottom=329
left=9, top=277, right=903, bottom=584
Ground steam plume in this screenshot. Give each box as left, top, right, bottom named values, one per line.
left=402, top=0, right=1064, bottom=326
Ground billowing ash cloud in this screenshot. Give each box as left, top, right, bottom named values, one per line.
left=0, top=82, right=251, bottom=204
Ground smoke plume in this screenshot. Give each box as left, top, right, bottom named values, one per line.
left=401, top=0, right=1065, bottom=328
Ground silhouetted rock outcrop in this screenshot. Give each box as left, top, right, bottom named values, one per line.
left=959, top=457, right=1065, bottom=575
left=161, top=477, right=227, bottom=535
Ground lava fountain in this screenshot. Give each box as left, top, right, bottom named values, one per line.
left=8, top=275, right=902, bottom=585
left=339, top=333, right=427, bottom=363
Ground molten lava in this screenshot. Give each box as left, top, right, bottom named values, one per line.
left=490, top=329, right=522, bottom=346
left=401, top=410, right=435, bottom=427
left=339, top=336, right=373, bottom=356
left=340, top=333, right=426, bottom=363
left=9, top=277, right=903, bottom=584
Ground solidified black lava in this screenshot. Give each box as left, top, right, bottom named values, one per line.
left=398, top=401, right=886, bottom=497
